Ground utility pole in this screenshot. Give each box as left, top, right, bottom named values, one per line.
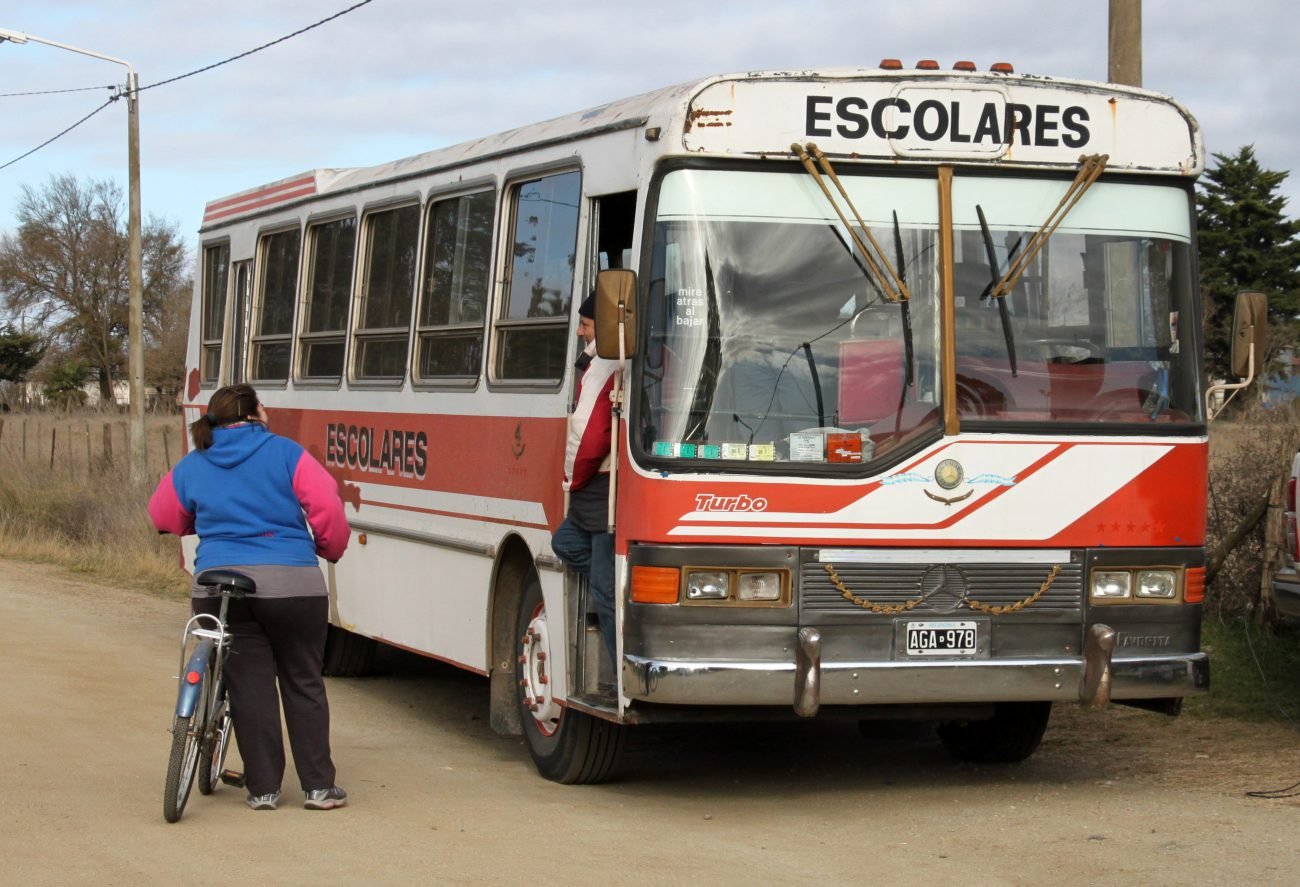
left=1109, top=0, right=1142, bottom=87
left=126, top=71, right=146, bottom=486
left=0, top=26, right=146, bottom=485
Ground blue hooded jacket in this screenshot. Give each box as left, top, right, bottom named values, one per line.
left=150, top=423, right=347, bottom=571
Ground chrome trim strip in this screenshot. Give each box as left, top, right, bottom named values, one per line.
left=348, top=519, right=495, bottom=558
left=817, top=548, right=1072, bottom=564
left=534, top=554, right=566, bottom=572
left=623, top=652, right=1208, bottom=707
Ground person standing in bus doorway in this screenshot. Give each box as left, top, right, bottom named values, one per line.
left=552, top=295, right=619, bottom=679
left=149, top=384, right=351, bottom=812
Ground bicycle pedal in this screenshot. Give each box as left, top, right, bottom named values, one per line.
left=219, top=769, right=246, bottom=788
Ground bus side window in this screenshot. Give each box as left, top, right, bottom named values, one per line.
left=416, top=189, right=495, bottom=383
left=250, top=227, right=301, bottom=382
left=199, top=242, right=230, bottom=385
left=229, top=260, right=253, bottom=384
left=353, top=202, right=420, bottom=383
left=595, top=191, right=637, bottom=271
left=299, top=216, right=357, bottom=382
left=495, top=169, right=582, bottom=383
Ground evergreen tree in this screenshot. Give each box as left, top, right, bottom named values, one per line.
left=1197, top=145, right=1300, bottom=379
left=0, top=324, right=44, bottom=382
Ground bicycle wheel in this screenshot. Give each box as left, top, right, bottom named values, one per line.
left=198, top=681, right=232, bottom=796
left=163, top=665, right=210, bottom=822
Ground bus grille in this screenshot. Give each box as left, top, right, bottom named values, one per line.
left=800, top=555, right=1084, bottom=615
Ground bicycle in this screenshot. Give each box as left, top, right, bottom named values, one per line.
left=162, top=569, right=254, bottom=823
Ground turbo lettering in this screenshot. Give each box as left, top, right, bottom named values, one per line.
left=693, top=493, right=769, bottom=512
left=325, top=423, right=429, bottom=480
left=805, top=95, right=1090, bottom=148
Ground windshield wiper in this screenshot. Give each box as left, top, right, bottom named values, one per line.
left=893, top=210, right=915, bottom=399
left=976, top=204, right=1018, bottom=377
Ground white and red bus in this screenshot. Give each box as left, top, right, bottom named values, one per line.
left=185, top=63, right=1222, bottom=783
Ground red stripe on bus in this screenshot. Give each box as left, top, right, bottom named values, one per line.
left=203, top=175, right=317, bottom=213
left=203, top=185, right=317, bottom=223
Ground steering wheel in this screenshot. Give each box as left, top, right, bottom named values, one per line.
left=1029, top=338, right=1103, bottom=362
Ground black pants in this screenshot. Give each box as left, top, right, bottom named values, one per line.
left=194, top=595, right=336, bottom=796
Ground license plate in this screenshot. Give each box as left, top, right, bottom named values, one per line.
left=905, top=621, right=978, bottom=656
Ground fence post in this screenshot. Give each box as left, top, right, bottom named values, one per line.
left=162, top=425, right=172, bottom=470
left=49, top=426, right=57, bottom=470
left=102, top=422, right=113, bottom=468
left=86, top=421, right=93, bottom=481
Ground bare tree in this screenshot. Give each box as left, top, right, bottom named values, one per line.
left=0, top=174, right=191, bottom=405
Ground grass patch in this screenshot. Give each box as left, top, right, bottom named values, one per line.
left=0, top=412, right=190, bottom=598
left=1186, top=617, right=1300, bottom=724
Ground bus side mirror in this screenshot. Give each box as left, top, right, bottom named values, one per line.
left=1207, top=290, right=1269, bottom=421
left=594, top=269, right=637, bottom=360
left=1230, top=291, right=1268, bottom=380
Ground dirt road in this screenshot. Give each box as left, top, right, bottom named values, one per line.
left=3, top=559, right=1299, bottom=886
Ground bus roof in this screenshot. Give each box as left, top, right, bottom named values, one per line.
left=201, top=67, right=1201, bottom=230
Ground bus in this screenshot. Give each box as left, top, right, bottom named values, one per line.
left=186, top=62, right=1234, bottom=783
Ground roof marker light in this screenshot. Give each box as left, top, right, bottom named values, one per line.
left=917, top=59, right=940, bottom=70
left=953, top=60, right=977, bottom=72
left=879, top=58, right=903, bottom=70
left=990, top=62, right=1015, bottom=74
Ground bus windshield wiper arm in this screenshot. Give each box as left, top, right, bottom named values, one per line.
left=791, top=142, right=909, bottom=303
left=989, top=153, right=1108, bottom=300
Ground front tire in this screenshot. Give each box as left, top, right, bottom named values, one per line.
left=516, top=575, right=625, bottom=784
left=937, top=701, right=1052, bottom=763
left=197, top=684, right=232, bottom=796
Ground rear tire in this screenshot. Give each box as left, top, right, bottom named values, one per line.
left=163, top=671, right=209, bottom=822
left=323, top=624, right=377, bottom=677
left=937, top=701, right=1052, bottom=763
left=516, top=575, right=625, bottom=784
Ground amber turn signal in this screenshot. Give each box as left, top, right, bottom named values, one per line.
left=631, top=566, right=680, bottom=604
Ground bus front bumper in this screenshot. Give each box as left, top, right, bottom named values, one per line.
left=622, top=644, right=1209, bottom=714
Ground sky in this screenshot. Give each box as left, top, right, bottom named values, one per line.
left=1, top=0, right=1296, bottom=265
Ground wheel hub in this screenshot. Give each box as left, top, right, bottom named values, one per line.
left=519, top=605, right=561, bottom=735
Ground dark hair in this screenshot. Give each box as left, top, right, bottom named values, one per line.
left=190, top=384, right=261, bottom=450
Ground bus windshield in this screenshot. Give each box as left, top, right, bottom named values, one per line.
left=635, top=167, right=1202, bottom=472
left=951, top=175, right=1202, bottom=425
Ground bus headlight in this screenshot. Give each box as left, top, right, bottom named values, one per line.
left=1136, top=570, right=1177, bottom=599
left=737, top=571, right=782, bottom=601
left=1091, top=570, right=1132, bottom=600
left=676, top=567, right=791, bottom=606
left=685, top=570, right=729, bottom=600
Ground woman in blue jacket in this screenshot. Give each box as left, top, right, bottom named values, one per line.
left=150, top=384, right=350, bottom=811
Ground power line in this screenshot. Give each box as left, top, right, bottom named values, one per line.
left=138, top=0, right=376, bottom=93
left=0, top=0, right=377, bottom=172
left=0, top=96, right=117, bottom=172
left=0, top=84, right=116, bottom=98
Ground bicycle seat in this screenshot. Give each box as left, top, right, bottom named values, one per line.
left=195, top=569, right=258, bottom=597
